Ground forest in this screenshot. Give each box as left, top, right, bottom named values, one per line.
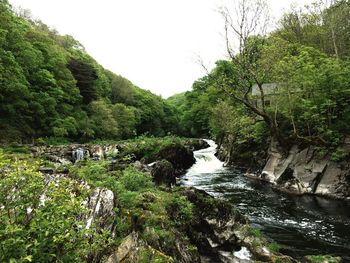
left=0, top=0, right=181, bottom=143
left=169, top=0, right=350, bottom=156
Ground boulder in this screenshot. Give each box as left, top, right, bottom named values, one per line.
left=157, top=143, right=195, bottom=174
left=84, top=188, right=115, bottom=232
left=151, top=159, right=176, bottom=186
left=104, top=232, right=141, bottom=263
left=186, top=139, right=210, bottom=151
left=250, top=139, right=350, bottom=199
left=181, top=188, right=247, bottom=261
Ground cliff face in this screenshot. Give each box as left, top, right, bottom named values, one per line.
left=216, top=134, right=268, bottom=171
left=218, top=136, right=350, bottom=200
left=257, top=140, right=350, bottom=200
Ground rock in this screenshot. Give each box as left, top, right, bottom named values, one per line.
left=157, top=143, right=195, bottom=174
left=31, top=143, right=120, bottom=165
left=89, top=145, right=104, bottom=160
left=186, top=139, right=210, bottom=151
left=84, top=188, right=115, bottom=232
left=46, top=155, right=72, bottom=165
left=179, top=187, right=297, bottom=263
left=104, top=145, right=119, bottom=158
left=151, top=159, right=176, bottom=186
left=248, top=139, right=350, bottom=199
left=104, top=232, right=141, bottom=263
left=39, top=167, right=54, bottom=174
left=72, top=147, right=87, bottom=162
left=216, top=134, right=269, bottom=170
left=303, top=255, right=342, bottom=263
left=181, top=188, right=247, bottom=261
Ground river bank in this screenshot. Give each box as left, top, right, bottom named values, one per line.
left=1, top=137, right=296, bottom=262
left=217, top=136, right=350, bottom=201
left=183, top=140, right=350, bottom=262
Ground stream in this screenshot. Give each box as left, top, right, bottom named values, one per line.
left=181, top=140, right=350, bottom=262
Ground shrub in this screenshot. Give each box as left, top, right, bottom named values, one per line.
left=117, top=167, right=154, bottom=192
left=0, top=150, right=112, bottom=262
left=248, top=227, right=262, bottom=238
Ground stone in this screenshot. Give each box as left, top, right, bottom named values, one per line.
left=157, top=143, right=195, bottom=174
left=84, top=188, right=115, bottom=231
left=151, top=159, right=176, bottom=186
left=104, top=232, right=141, bottom=263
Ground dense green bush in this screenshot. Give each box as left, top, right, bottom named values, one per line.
left=0, top=150, right=112, bottom=262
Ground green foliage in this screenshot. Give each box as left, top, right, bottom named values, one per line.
left=0, top=2, right=181, bottom=142
left=119, top=135, right=184, bottom=163
left=67, top=58, right=98, bottom=104
left=248, top=227, right=262, bottom=238
left=268, top=242, right=281, bottom=253
left=117, top=167, right=154, bottom=192
left=171, top=1, right=350, bottom=150
left=36, top=137, right=71, bottom=146
left=331, top=147, right=348, bottom=162
left=138, top=246, right=174, bottom=263
left=276, top=1, right=350, bottom=58
left=252, top=238, right=262, bottom=248
left=0, top=150, right=112, bottom=262
left=165, top=195, right=193, bottom=223
left=2, top=144, right=30, bottom=154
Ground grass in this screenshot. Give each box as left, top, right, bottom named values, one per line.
left=268, top=242, right=281, bottom=253
left=248, top=227, right=262, bottom=238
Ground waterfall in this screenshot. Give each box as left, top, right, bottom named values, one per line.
left=185, top=139, right=224, bottom=176
left=181, top=139, right=225, bottom=188
left=72, top=148, right=85, bottom=163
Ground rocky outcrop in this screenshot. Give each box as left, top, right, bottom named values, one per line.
left=303, top=255, right=342, bottom=263
left=150, top=159, right=176, bottom=186
left=181, top=188, right=292, bottom=263
left=83, top=188, right=116, bottom=232
left=157, top=143, right=196, bottom=175
left=31, top=143, right=119, bottom=165
left=183, top=187, right=244, bottom=261
left=104, top=232, right=142, bottom=263
left=249, top=140, right=350, bottom=200
left=38, top=168, right=117, bottom=235
left=216, top=134, right=268, bottom=171
left=185, top=139, right=210, bottom=151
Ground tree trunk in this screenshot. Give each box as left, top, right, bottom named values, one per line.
left=331, top=27, right=339, bottom=58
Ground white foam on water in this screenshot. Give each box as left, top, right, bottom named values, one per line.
left=182, top=140, right=225, bottom=186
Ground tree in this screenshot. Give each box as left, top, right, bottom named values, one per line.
left=89, top=100, right=119, bottom=139
left=219, top=0, right=287, bottom=147
left=67, top=59, right=98, bottom=104
left=112, top=103, right=137, bottom=139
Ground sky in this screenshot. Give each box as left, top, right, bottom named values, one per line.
left=9, top=0, right=313, bottom=98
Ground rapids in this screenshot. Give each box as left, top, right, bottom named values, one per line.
left=181, top=140, right=350, bottom=261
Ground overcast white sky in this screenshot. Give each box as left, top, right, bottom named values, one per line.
left=9, top=0, right=313, bottom=98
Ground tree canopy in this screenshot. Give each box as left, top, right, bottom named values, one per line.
left=172, top=0, right=350, bottom=151
left=0, top=1, right=180, bottom=142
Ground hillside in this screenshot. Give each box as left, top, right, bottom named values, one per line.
left=0, top=1, right=180, bottom=143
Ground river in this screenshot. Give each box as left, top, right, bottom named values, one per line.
left=181, top=140, right=350, bottom=262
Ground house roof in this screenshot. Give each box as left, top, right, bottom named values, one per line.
left=252, top=83, right=278, bottom=96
